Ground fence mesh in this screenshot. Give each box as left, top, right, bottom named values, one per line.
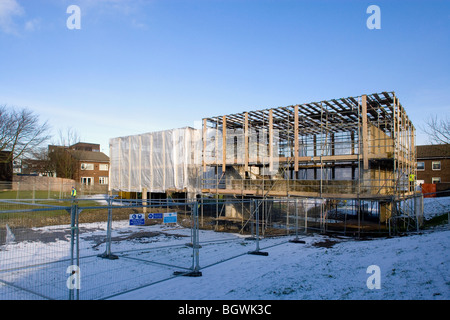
left=0, top=191, right=439, bottom=300
left=0, top=198, right=201, bottom=300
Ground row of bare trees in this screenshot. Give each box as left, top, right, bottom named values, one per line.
left=1, top=105, right=79, bottom=179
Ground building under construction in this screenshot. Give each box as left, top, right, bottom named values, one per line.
left=201, top=91, right=421, bottom=235
left=109, top=91, right=422, bottom=236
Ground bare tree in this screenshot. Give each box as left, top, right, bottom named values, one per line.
left=421, top=115, right=450, bottom=145
left=47, top=127, right=80, bottom=179
left=55, top=127, right=80, bottom=147
left=0, top=105, right=50, bottom=162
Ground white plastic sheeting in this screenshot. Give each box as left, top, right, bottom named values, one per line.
left=109, top=126, right=280, bottom=194
left=109, top=127, right=202, bottom=193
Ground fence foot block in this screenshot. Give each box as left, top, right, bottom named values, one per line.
left=289, top=239, right=306, bottom=244
left=185, top=242, right=202, bottom=248
left=173, top=270, right=203, bottom=277
left=98, top=253, right=119, bottom=260
left=248, top=250, right=268, bottom=256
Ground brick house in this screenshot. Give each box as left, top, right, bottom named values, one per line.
left=69, top=150, right=110, bottom=187
left=48, top=142, right=110, bottom=188
left=416, top=144, right=450, bottom=185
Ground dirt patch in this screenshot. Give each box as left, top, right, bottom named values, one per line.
left=83, top=230, right=189, bottom=249
left=312, top=239, right=340, bottom=248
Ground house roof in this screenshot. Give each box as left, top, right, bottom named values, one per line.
left=416, top=144, right=450, bottom=159
left=68, top=150, right=110, bottom=162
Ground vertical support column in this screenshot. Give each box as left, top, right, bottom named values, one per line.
left=202, top=119, right=207, bottom=173
left=269, top=109, right=274, bottom=173
left=68, top=202, right=81, bottom=300
left=294, top=106, right=299, bottom=172
left=98, top=197, right=119, bottom=260
left=289, top=198, right=306, bottom=243
left=162, top=131, right=166, bottom=191
left=191, top=202, right=202, bottom=276
left=128, top=136, right=132, bottom=192
left=248, top=199, right=268, bottom=256
left=411, top=123, right=416, bottom=194
left=108, top=143, right=113, bottom=196
left=175, top=201, right=202, bottom=276
left=150, top=133, right=153, bottom=192
left=361, top=95, right=369, bottom=171
left=244, top=112, right=249, bottom=172
left=68, top=202, right=75, bottom=300
left=142, top=187, right=147, bottom=214
left=222, top=115, right=227, bottom=172
left=139, top=135, right=142, bottom=191
left=118, top=138, right=121, bottom=191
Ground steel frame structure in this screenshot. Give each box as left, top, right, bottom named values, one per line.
left=201, top=91, right=417, bottom=229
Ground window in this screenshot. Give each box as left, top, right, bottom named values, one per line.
left=417, top=162, right=425, bottom=171
left=81, top=177, right=94, bottom=185
left=99, top=164, right=109, bottom=171
left=431, top=177, right=441, bottom=184
left=81, top=163, right=94, bottom=170
left=432, top=161, right=441, bottom=171
left=99, top=177, right=109, bottom=185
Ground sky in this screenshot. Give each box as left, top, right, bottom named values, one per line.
left=0, top=0, right=449, bottom=155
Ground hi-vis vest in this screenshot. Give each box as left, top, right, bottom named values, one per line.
left=409, top=173, right=415, bottom=182
left=72, top=188, right=77, bottom=196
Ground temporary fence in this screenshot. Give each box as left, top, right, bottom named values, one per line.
left=198, top=194, right=425, bottom=237
left=0, top=192, right=433, bottom=300
left=0, top=197, right=202, bottom=300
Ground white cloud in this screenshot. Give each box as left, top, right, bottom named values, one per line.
left=24, top=18, right=40, bottom=32
left=0, top=0, right=24, bottom=34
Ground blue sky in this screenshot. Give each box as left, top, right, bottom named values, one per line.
left=0, top=0, right=449, bottom=154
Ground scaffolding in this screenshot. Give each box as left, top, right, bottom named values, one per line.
left=201, top=91, right=420, bottom=235
left=108, top=91, right=421, bottom=236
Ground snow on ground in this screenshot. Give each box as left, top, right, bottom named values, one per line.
left=1, top=196, right=449, bottom=300
left=112, top=196, right=450, bottom=300
left=114, top=228, right=450, bottom=300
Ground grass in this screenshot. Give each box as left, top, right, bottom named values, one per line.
left=424, top=212, right=449, bottom=228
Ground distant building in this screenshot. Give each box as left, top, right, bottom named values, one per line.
left=18, top=159, right=54, bottom=176
left=48, top=142, right=100, bottom=153
left=48, top=142, right=110, bottom=187
left=69, top=142, right=100, bottom=152
left=69, top=150, right=110, bottom=186
left=416, top=144, right=450, bottom=185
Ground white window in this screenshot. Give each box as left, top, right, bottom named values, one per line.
left=99, top=177, right=109, bottom=185
left=81, top=163, right=94, bottom=170
left=431, top=177, right=441, bottom=184
left=81, top=177, right=94, bottom=185
left=99, top=164, right=109, bottom=171
left=417, top=162, right=425, bottom=171
left=432, top=161, right=441, bottom=171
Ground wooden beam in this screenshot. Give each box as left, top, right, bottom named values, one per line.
left=269, top=109, right=274, bottom=173
left=202, top=118, right=207, bottom=172
left=361, top=95, right=369, bottom=170
left=222, top=115, right=227, bottom=172
left=244, top=112, right=249, bottom=172
left=294, top=105, right=299, bottom=171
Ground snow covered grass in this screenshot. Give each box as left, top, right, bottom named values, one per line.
left=113, top=228, right=450, bottom=300
left=1, top=196, right=449, bottom=300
